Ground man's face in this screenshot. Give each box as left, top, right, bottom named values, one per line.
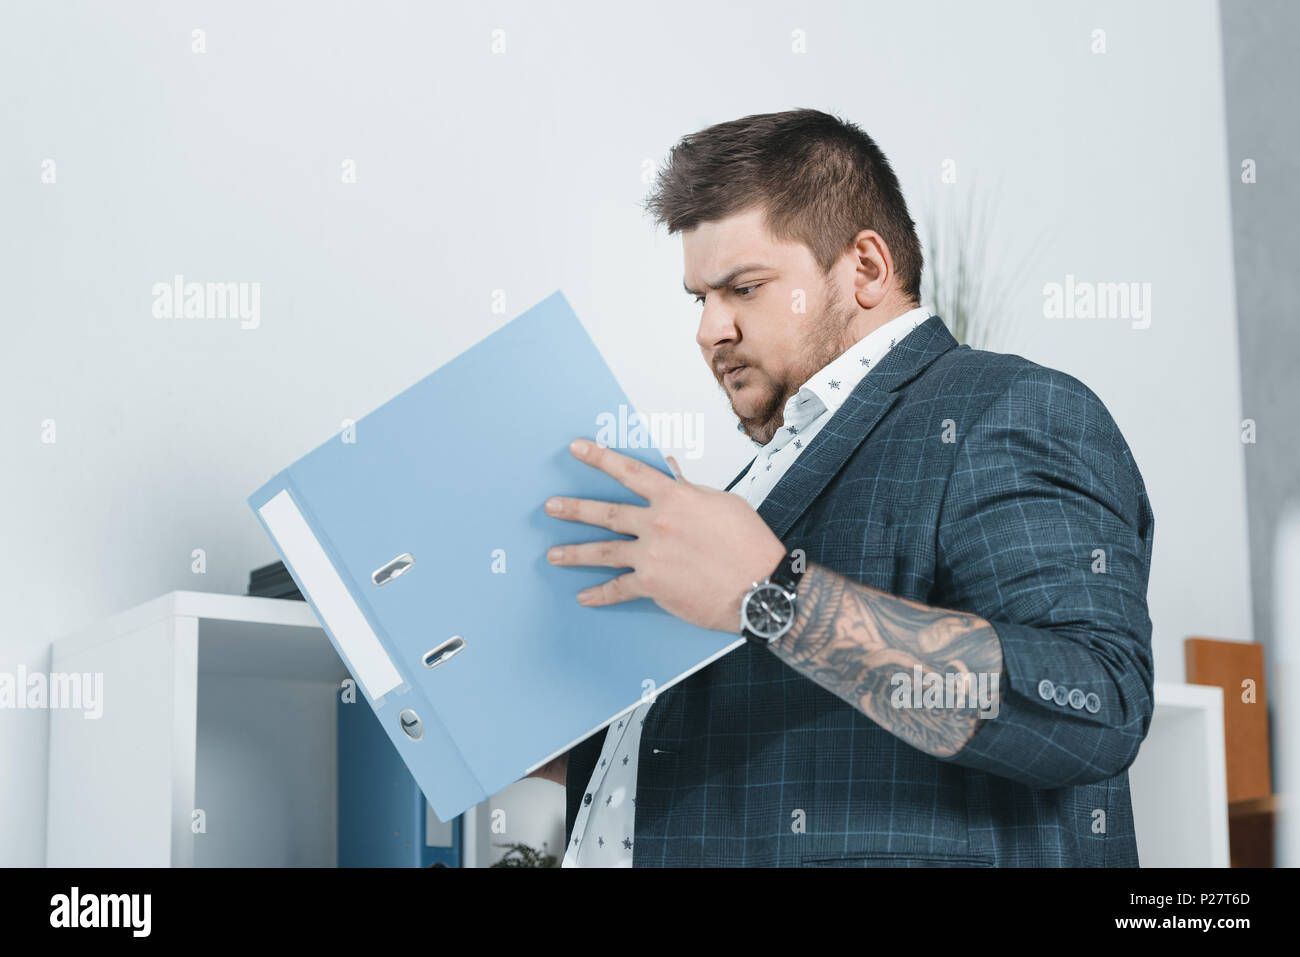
left=683, top=206, right=858, bottom=446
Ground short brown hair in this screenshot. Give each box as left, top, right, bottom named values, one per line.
left=643, top=108, right=922, bottom=303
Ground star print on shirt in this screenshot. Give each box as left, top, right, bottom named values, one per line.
left=786, top=425, right=798, bottom=434
left=622, top=755, right=629, bottom=765
left=598, top=837, right=604, bottom=848
left=860, top=356, right=870, bottom=366
left=606, top=795, right=613, bottom=806
left=622, top=838, right=633, bottom=850
left=828, top=379, right=841, bottom=389
left=793, top=439, right=802, bottom=449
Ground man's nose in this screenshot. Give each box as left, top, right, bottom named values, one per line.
left=695, top=299, right=738, bottom=352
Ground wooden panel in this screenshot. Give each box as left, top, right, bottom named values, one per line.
left=1184, top=637, right=1272, bottom=803
left=1228, top=809, right=1273, bottom=868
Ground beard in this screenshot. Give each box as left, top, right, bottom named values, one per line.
left=723, top=282, right=859, bottom=446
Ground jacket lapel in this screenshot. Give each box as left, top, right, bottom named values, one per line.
left=724, top=458, right=754, bottom=491
left=751, top=315, right=959, bottom=540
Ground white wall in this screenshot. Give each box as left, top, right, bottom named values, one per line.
left=0, top=0, right=1251, bottom=864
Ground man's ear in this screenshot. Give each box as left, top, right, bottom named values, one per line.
left=849, top=229, right=895, bottom=310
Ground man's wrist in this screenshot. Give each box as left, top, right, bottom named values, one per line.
left=770, top=561, right=818, bottom=656
left=741, top=547, right=806, bottom=649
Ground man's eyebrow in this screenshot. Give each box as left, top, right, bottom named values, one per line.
left=683, top=263, right=773, bottom=297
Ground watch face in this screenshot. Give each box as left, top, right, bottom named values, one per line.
left=743, top=582, right=795, bottom=639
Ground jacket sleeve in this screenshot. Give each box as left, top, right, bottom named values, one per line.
left=934, top=364, right=1155, bottom=788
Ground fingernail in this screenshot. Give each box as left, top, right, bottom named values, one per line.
left=570, top=439, right=590, bottom=456
left=545, top=498, right=561, bottom=514
left=547, top=547, right=562, bottom=562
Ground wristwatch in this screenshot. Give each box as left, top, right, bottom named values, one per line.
left=740, top=550, right=804, bottom=647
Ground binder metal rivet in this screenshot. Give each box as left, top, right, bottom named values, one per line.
left=399, top=709, right=423, bottom=741
left=423, top=635, right=466, bottom=669
left=372, top=552, right=415, bottom=586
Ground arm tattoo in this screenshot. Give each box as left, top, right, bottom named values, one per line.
left=769, top=563, right=1004, bottom=758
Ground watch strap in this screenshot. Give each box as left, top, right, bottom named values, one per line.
left=769, top=549, right=803, bottom=594
left=741, top=549, right=803, bottom=647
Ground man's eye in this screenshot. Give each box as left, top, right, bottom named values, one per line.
left=694, top=284, right=758, bottom=305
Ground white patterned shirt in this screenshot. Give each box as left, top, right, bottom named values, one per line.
left=561, top=305, right=933, bottom=867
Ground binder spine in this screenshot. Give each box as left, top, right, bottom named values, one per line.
left=253, top=471, right=487, bottom=816
left=259, top=474, right=405, bottom=702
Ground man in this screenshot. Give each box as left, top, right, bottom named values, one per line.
left=536, top=108, right=1155, bottom=867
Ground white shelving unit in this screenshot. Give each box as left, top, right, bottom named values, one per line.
left=45, top=590, right=1224, bottom=867
left=47, top=591, right=342, bottom=866
left=1129, top=681, right=1229, bottom=867
left=45, top=590, right=563, bottom=867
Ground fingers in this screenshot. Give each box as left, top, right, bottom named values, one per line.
left=665, top=454, right=691, bottom=484
left=569, top=438, right=675, bottom=501
left=547, top=538, right=636, bottom=570
left=549, top=439, right=672, bottom=610
left=576, top=571, right=643, bottom=607
left=544, top=495, right=645, bottom=535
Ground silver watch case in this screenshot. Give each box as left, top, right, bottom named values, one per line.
left=740, top=579, right=798, bottom=643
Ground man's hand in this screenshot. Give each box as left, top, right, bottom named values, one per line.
left=544, top=438, right=786, bottom=633
left=526, top=752, right=568, bottom=786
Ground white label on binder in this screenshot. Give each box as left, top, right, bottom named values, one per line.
left=259, top=488, right=404, bottom=700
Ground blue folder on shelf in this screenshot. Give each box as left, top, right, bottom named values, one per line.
left=338, top=694, right=460, bottom=867
left=248, top=290, right=743, bottom=822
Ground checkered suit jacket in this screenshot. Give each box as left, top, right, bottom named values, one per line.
left=565, top=315, right=1155, bottom=866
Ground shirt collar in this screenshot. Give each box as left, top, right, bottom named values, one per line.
left=736, top=305, right=933, bottom=447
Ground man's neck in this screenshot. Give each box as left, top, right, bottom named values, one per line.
left=841, top=297, right=921, bottom=351
left=751, top=300, right=926, bottom=444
